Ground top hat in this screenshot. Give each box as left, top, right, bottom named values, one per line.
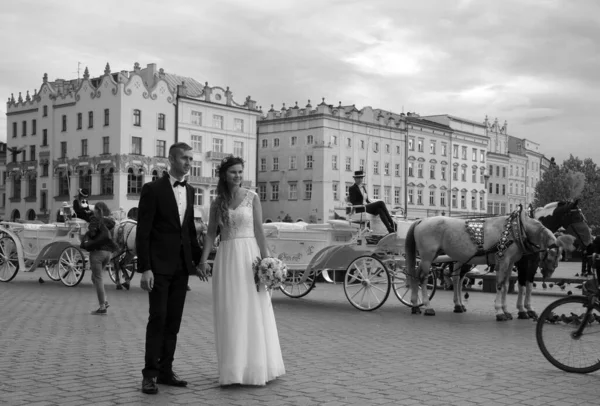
left=78, top=188, right=89, bottom=198
left=353, top=170, right=365, bottom=178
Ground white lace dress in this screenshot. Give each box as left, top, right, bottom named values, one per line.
left=212, top=190, right=286, bottom=385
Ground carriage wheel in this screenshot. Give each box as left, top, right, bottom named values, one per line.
left=279, top=268, right=316, bottom=298
left=108, top=257, right=135, bottom=285
left=0, top=236, right=19, bottom=283
left=344, top=256, right=391, bottom=311
left=58, top=247, right=86, bottom=287
left=43, top=261, right=61, bottom=281
left=392, top=266, right=437, bottom=307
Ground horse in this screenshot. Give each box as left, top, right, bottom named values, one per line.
left=405, top=206, right=563, bottom=320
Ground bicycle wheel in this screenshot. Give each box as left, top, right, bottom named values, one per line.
left=536, top=295, right=600, bottom=373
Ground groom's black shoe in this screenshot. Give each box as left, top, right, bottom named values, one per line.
left=158, top=372, right=188, bottom=387
left=141, top=377, right=158, bottom=394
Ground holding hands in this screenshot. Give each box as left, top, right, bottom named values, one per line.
left=196, top=262, right=211, bottom=282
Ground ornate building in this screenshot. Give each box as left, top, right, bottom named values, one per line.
left=484, top=116, right=510, bottom=215
left=507, top=135, right=529, bottom=212
left=5, top=63, right=178, bottom=222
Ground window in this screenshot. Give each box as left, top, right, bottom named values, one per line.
left=127, top=168, right=144, bottom=194
left=453, top=166, right=458, bottom=181
left=258, top=184, right=267, bottom=201
left=461, top=146, right=467, bottom=160
left=291, top=136, right=297, bottom=146
left=58, top=171, right=69, bottom=196
left=88, top=111, right=94, bottom=128
left=260, top=158, right=267, bottom=172
left=359, top=159, right=365, bottom=171
left=373, top=186, right=380, bottom=200
left=453, top=145, right=458, bottom=158
left=384, top=162, right=390, bottom=176
left=430, top=165, right=435, bottom=179
left=472, top=167, right=477, bottom=182
left=261, top=139, right=268, bottom=148
left=102, top=136, right=109, bottom=154
left=502, top=184, right=506, bottom=195
left=510, top=165, right=513, bottom=176
left=396, top=145, right=401, bottom=154
left=307, top=135, right=314, bottom=145
left=156, top=140, right=166, bottom=157
left=385, top=144, right=389, bottom=153
left=408, top=162, right=414, bottom=177
left=345, top=157, right=352, bottom=171
left=42, top=163, right=48, bottom=177
left=394, top=188, right=401, bottom=205
left=81, top=140, right=88, bottom=156
left=104, top=109, right=109, bottom=126
left=101, top=168, right=114, bottom=195
left=306, top=155, right=313, bottom=169
left=62, top=115, right=67, bottom=131
left=347, top=137, right=352, bottom=147
left=12, top=122, right=17, bottom=138
left=131, top=137, right=142, bottom=155
left=133, top=109, right=141, bottom=126
left=496, top=166, right=500, bottom=177
left=440, top=191, right=446, bottom=207
left=191, top=161, right=202, bottom=177
left=417, top=189, right=423, bottom=205
left=32, top=119, right=36, bottom=135
left=79, top=169, right=91, bottom=192
left=373, top=142, right=379, bottom=152
left=480, top=195, right=484, bottom=210
left=210, top=189, right=217, bottom=203
left=304, top=182, right=312, bottom=200
left=191, top=135, right=202, bottom=152
left=60, top=142, right=67, bottom=158
left=289, top=156, right=297, bottom=170
left=212, top=162, right=219, bottom=177
left=29, top=146, right=36, bottom=161
left=274, top=138, right=280, bottom=147
left=502, top=167, right=506, bottom=178
left=194, top=188, right=204, bottom=206
left=429, top=190, right=435, bottom=206
left=417, top=139, right=423, bottom=152
left=332, top=182, right=339, bottom=201
left=22, top=121, right=27, bottom=136
left=40, top=190, right=47, bottom=211
left=417, top=163, right=423, bottom=178
left=272, top=157, right=279, bottom=171
left=373, top=161, right=379, bottom=175
left=408, top=189, right=414, bottom=204
left=409, top=138, right=414, bottom=151
left=191, top=111, right=202, bottom=125
left=489, top=182, right=493, bottom=193
left=395, top=164, right=400, bottom=177
left=234, top=141, right=243, bottom=157
left=213, top=138, right=223, bottom=153
left=472, top=148, right=477, bottom=161
left=288, top=183, right=297, bottom=200
left=271, top=183, right=279, bottom=200
left=480, top=150, right=485, bottom=163
left=43, top=105, right=48, bottom=117
left=212, top=115, right=223, bottom=129
left=496, top=184, right=499, bottom=194
left=472, top=194, right=477, bottom=209
left=480, top=167, right=485, bottom=184
left=441, top=166, right=447, bottom=181
left=157, top=113, right=165, bottom=130
left=384, top=187, right=391, bottom=204
left=332, top=155, right=338, bottom=170
left=452, top=193, right=457, bottom=208
left=441, top=143, right=447, bottom=156
left=234, top=118, right=244, bottom=132
left=360, top=140, right=365, bottom=149
left=430, top=142, right=436, bottom=154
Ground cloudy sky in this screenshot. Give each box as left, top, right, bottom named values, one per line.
left=2, top=0, right=598, bottom=164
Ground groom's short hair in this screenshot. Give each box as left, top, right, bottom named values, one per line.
left=169, top=142, right=192, bottom=158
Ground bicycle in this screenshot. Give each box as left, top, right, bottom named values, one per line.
left=535, top=254, right=600, bottom=373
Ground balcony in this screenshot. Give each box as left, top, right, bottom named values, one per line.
left=188, top=176, right=252, bottom=188
left=205, top=151, right=229, bottom=161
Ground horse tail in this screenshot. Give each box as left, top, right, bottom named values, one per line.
left=405, top=220, right=422, bottom=280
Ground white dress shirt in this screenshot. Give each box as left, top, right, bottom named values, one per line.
left=168, top=174, right=187, bottom=226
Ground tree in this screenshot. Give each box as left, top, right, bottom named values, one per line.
left=533, top=162, right=570, bottom=206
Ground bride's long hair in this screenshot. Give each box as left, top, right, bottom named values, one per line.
left=214, top=155, right=245, bottom=227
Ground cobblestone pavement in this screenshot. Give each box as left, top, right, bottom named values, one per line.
left=1, top=261, right=599, bottom=406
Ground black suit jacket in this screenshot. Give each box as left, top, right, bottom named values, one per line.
left=136, top=174, right=202, bottom=275
left=347, top=183, right=370, bottom=214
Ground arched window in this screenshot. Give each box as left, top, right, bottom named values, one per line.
left=127, top=167, right=144, bottom=194
left=27, top=209, right=36, bottom=221
left=101, top=168, right=114, bottom=195
left=79, top=169, right=92, bottom=192
left=11, top=209, right=21, bottom=221
left=151, top=169, right=159, bottom=182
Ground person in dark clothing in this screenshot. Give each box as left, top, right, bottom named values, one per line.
left=73, top=188, right=93, bottom=222
left=584, top=235, right=600, bottom=276
left=347, top=170, right=396, bottom=234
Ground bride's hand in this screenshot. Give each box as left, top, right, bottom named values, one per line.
left=196, top=263, right=210, bottom=282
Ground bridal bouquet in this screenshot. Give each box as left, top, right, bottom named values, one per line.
left=252, top=256, right=288, bottom=292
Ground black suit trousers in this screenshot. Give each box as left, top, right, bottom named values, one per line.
left=365, top=201, right=394, bottom=232
left=142, top=249, right=189, bottom=378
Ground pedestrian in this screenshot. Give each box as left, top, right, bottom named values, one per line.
left=82, top=201, right=118, bottom=315
left=199, top=155, right=285, bottom=386
left=136, top=142, right=205, bottom=395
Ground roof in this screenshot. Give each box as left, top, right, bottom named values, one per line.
left=161, top=73, right=205, bottom=96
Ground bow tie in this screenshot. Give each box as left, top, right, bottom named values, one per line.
left=173, top=180, right=187, bottom=188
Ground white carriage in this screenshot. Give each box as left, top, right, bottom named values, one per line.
left=0, top=217, right=89, bottom=287
left=265, top=202, right=437, bottom=311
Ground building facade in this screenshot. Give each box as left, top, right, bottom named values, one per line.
left=522, top=138, right=542, bottom=207
left=5, top=63, right=177, bottom=222
left=175, top=81, right=261, bottom=219
left=0, top=141, right=6, bottom=219
left=507, top=135, right=529, bottom=212
left=484, top=117, right=510, bottom=215
left=257, top=100, right=408, bottom=223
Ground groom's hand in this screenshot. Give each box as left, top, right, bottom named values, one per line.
left=196, top=263, right=210, bottom=282
left=140, top=270, right=154, bottom=292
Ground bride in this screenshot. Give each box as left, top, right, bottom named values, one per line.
left=198, top=156, right=285, bottom=386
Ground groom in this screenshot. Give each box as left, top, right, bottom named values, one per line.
left=136, top=142, right=207, bottom=395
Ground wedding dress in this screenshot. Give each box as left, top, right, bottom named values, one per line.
left=212, top=189, right=286, bottom=385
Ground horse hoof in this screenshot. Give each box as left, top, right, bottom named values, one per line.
left=496, top=314, right=508, bottom=321
left=517, top=311, right=529, bottom=319
left=527, top=310, right=538, bottom=321
left=411, top=307, right=422, bottom=315
left=461, top=305, right=467, bottom=312
left=453, top=305, right=464, bottom=313
left=424, top=309, right=436, bottom=316
left=504, top=312, right=513, bottom=320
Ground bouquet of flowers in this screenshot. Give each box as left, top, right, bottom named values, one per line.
left=252, top=256, right=288, bottom=292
